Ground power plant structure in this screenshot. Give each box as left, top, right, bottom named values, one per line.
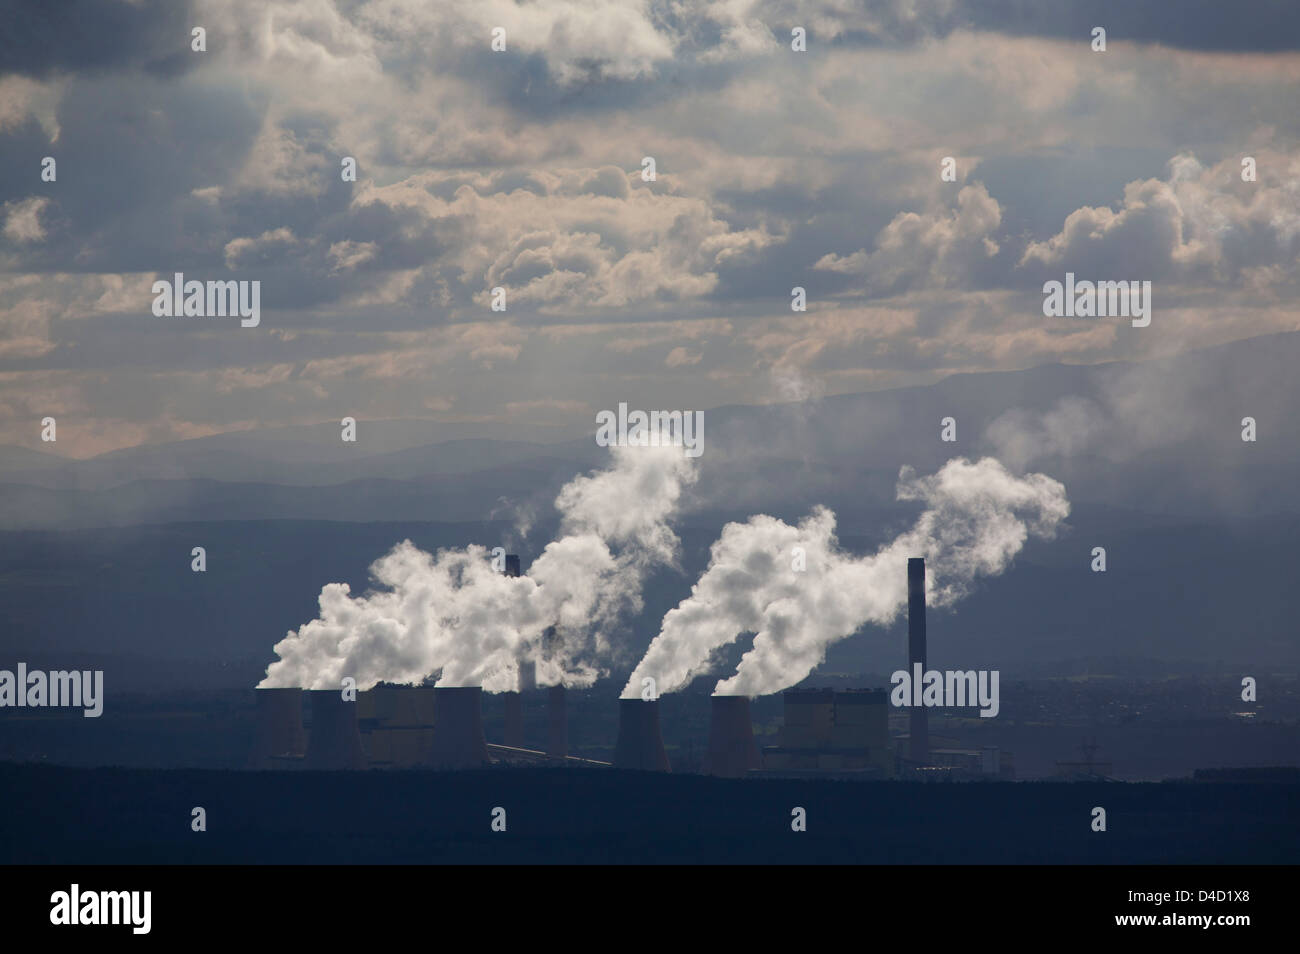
left=614, top=698, right=671, bottom=771
left=907, top=556, right=929, bottom=765
left=502, top=691, right=525, bottom=749
left=500, top=554, right=527, bottom=749
left=705, top=694, right=762, bottom=777
left=250, top=682, right=596, bottom=770
left=428, top=686, right=491, bottom=768
left=249, top=687, right=307, bottom=768
left=547, top=685, right=568, bottom=759
left=357, top=684, right=436, bottom=767
left=303, top=689, right=367, bottom=770
left=248, top=559, right=947, bottom=777
left=761, top=688, right=893, bottom=776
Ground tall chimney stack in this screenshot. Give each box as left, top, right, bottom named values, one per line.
left=429, top=686, right=490, bottom=768
left=614, top=698, right=671, bottom=771
left=705, top=695, right=762, bottom=777
left=304, top=690, right=366, bottom=770
left=249, top=687, right=307, bottom=768
left=547, top=685, right=568, bottom=759
left=907, top=557, right=929, bottom=765
left=504, top=553, right=521, bottom=577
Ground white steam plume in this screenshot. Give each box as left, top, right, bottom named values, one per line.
left=623, top=457, right=1068, bottom=698
left=260, top=443, right=696, bottom=692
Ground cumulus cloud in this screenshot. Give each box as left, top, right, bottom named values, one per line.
left=815, top=183, right=1002, bottom=295
left=2, top=197, right=50, bottom=243
left=3, top=0, right=1300, bottom=454
left=1021, top=152, right=1300, bottom=284
left=350, top=168, right=775, bottom=312
left=223, top=227, right=300, bottom=268
left=328, top=239, right=378, bottom=273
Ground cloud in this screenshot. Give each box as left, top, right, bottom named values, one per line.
left=0, top=0, right=201, bottom=78
left=2, top=1, right=1300, bottom=453
left=0, top=75, right=65, bottom=138
left=665, top=346, right=702, bottom=367
left=2, top=196, right=50, bottom=242
left=1021, top=152, right=1300, bottom=284
left=327, top=239, right=378, bottom=273
left=351, top=169, right=775, bottom=312
left=815, top=183, right=1002, bottom=295
left=223, top=226, right=299, bottom=268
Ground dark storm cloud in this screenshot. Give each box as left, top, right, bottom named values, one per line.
left=2, top=74, right=263, bottom=273
left=0, top=0, right=201, bottom=78
left=960, top=0, right=1300, bottom=52
left=820, top=0, right=1300, bottom=52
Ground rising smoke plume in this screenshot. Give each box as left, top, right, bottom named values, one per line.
left=623, top=456, right=1069, bottom=698
left=260, top=443, right=695, bottom=692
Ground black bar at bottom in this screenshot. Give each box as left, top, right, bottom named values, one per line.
left=4, top=864, right=1283, bottom=940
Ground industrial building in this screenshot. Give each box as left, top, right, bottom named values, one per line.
left=761, top=688, right=894, bottom=777
left=249, top=679, right=589, bottom=770
left=358, top=684, right=436, bottom=767
left=705, top=695, right=762, bottom=777
left=613, top=698, right=671, bottom=771
left=247, top=555, right=1020, bottom=781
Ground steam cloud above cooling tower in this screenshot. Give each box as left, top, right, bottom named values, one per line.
left=623, top=457, right=1069, bottom=699
left=259, top=443, right=696, bottom=692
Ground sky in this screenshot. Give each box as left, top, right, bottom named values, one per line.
left=1, top=0, right=1298, bottom=457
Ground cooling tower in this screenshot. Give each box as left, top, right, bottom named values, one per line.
left=547, top=684, right=568, bottom=759
left=249, top=686, right=306, bottom=768
left=304, top=690, right=366, bottom=770
left=393, top=685, right=437, bottom=727
left=502, top=690, right=525, bottom=748
left=429, top=686, right=490, bottom=768
left=359, top=685, right=436, bottom=767
left=908, top=556, right=929, bottom=764
left=614, top=698, right=670, bottom=772
left=705, top=694, right=761, bottom=777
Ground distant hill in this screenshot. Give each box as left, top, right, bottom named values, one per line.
left=2, top=331, right=1299, bottom=530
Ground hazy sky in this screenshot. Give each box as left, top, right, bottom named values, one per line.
left=1, top=0, right=1298, bottom=455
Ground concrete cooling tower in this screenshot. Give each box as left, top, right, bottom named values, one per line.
left=502, top=690, right=525, bottom=748
left=705, top=694, right=762, bottom=777
left=547, top=685, right=568, bottom=759
left=304, top=690, right=366, bottom=770
left=614, top=698, right=670, bottom=772
left=358, top=685, right=436, bottom=767
left=429, top=686, right=490, bottom=768
left=249, top=686, right=307, bottom=769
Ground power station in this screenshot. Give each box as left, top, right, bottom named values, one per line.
left=249, top=557, right=996, bottom=778
left=613, top=698, right=671, bottom=771
left=704, top=695, right=761, bottom=777
left=303, top=689, right=366, bottom=770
